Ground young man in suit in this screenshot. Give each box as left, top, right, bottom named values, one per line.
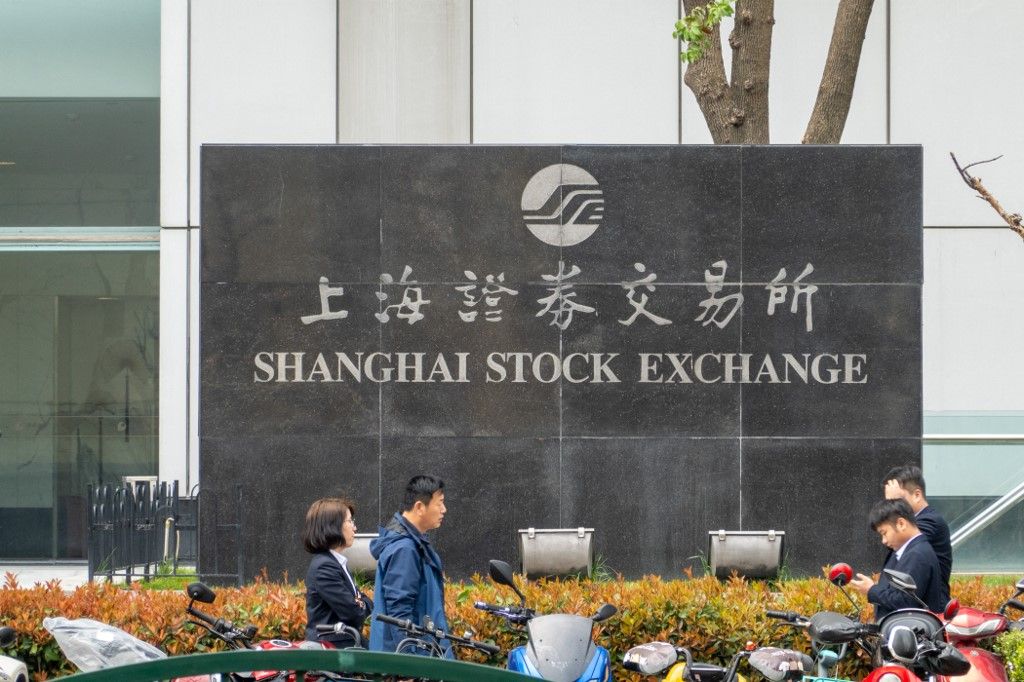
left=849, top=498, right=949, bottom=619
left=883, top=464, right=952, bottom=592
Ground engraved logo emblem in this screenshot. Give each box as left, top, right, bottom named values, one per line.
left=521, top=164, right=604, bottom=246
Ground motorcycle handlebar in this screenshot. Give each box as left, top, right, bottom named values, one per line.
left=374, top=614, right=499, bottom=655
left=765, top=610, right=807, bottom=626
left=1002, top=598, right=1024, bottom=614
left=187, top=605, right=232, bottom=634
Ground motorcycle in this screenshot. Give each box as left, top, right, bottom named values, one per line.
left=45, top=581, right=359, bottom=682
left=939, top=575, right=1024, bottom=682
left=474, top=559, right=617, bottom=682
left=179, top=580, right=361, bottom=682
left=373, top=613, right=500, bottom=658
left=764, top=606, right=878, bottom=681
left=825, top=563, right=970, bottom=682
left=0, top=625, right=28, bottom=682
left=623, top=640, right=813, bottom=682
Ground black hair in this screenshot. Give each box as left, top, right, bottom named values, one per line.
left=302, top=497, right=354, bottom=553
left=402, top=474, right=444, bottom=511
left=869, top=498, right=918, bottom=531
left=883, top=464, right=927, bottom=496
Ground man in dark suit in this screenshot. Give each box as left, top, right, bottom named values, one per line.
left=883, top=465, right=952, bottom=593
left=849, top=498, right=949, bottom=619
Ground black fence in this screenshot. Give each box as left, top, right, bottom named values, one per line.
left=87, top=481, right=244, bottom=585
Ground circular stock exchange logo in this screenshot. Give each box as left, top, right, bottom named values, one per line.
left=521, top=164, right=604, bottom=246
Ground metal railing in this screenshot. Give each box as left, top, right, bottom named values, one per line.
left=87, top=481, right=244, bottom=585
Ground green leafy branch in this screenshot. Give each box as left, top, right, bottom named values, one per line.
left=673, top=0, right=736, bottom=63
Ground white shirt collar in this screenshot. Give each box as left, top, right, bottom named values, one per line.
left=895, top=532, right=923, bottom=561
left=328, top=549, right=359, bottom=594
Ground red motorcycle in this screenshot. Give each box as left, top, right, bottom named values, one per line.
left=939, top=576, right=1024, bottom=682
left=178, top=581, right=359, bottom=682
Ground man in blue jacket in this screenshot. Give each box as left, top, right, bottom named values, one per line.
left=849, top=498, right=949, bottom=619
left=368, top=475, right=449, bottom=654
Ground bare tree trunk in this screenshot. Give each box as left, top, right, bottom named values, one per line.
left=728, top=0, right=774, bottom=143
left=803, top=0, right=875, bottom=144
left=682, top=0, right=734, bottom=143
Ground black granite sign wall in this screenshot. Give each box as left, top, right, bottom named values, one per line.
left=200, top=145, right=922, bottom=581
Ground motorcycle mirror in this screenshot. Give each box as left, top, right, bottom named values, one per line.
left=828, top=563, right=853, bottom=586
left=886, top=625, right=919, bottom=664
left=592, top=603, right=617, bottom=622
left=0, top=626, right=15, bottom=647
left=488, top=559, right=528, bottom=605
left=883, top=569, right=917, bottom=593
left=186, top=581, right=217, bottom=604
left=943, top=599, right=960, bottom=620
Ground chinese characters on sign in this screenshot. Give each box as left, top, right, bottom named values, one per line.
left=300, top=260, right=819, bottom=332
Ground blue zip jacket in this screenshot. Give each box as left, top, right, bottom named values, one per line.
left=368, top=513, right=450, bottom=655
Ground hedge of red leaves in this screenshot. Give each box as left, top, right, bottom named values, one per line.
left=0, top=571, right=1019, bottom=681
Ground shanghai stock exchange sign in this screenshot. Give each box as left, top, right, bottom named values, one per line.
left=200, top=145, right=923, bottom=581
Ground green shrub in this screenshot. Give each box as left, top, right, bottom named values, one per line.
left=996, top=630, right=1024, bottom=682
left=1, top=570, right=1018, bottom=681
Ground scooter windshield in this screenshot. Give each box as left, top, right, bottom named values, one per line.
left=526, top=614, right=596, bottom=682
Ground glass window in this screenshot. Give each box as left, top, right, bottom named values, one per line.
left=0, top=0, right=160, bottom=227
left=0, top=0, right=160, bottom=559
left=924, top=412, right=1024, bottom=573
left=0, top=251, right=159, bottom=558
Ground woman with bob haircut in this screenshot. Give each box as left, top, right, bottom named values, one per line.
left=302, top=497, right=373, bottom=648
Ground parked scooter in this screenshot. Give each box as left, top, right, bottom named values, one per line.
left=45, top=581, right=358, bottom=682
left=825, top=563, right=970, bottom=682
left=0, top=625, right=28, bottom=682
left=474, top=559, right=617, bottom=682
left=180, top=580, right=361, bottom=682
left=373, top=613, right=500, bottom=658
left=765, top=607, right=877, bottom=681
left=623, top=639, right=813, bottom=682
left=939, top=575, right=1024, bottom=682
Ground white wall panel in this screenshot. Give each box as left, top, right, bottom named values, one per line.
left=189, top=230, right=201, bottom=490
left=681, top=0, right=886, bottom=144
left=189, top=0, right=337, bottom=225
left=339, top=0, right=470, bottom=143
left=923, top=228, right=1024, bottom=412
left=161, top=0, right=189, bottom=227
left=159, top=229, right=190, bottom=485
left=473, top=0, right=678, bottom=143
left=892, top=1, right=1024, bottom=227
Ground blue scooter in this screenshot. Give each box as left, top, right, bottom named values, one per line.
left=474, top=559, right=617, bottom=682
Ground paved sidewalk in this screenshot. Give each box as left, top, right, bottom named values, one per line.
left=0, top=562, right=90, bottom=589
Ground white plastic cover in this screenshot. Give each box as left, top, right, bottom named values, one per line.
left=43, top=616, right=166, bottom=672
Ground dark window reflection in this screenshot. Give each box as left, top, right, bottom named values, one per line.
left=0, top=98, right=159, bottom=227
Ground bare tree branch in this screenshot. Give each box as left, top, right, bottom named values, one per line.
left=950, top=152, right=1024, bottom=241
left=728, top=0, right=774, bottom=143
left=803, top=0, right=875, bottom=144
left=683, top=0, right=735, bottom=143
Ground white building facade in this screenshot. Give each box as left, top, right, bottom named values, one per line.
left=1, top=0, right=1022, bottom=571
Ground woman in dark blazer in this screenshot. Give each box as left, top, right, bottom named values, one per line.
left=302, top=497, right=373, bottom=648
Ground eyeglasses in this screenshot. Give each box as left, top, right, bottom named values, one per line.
left=344, top=517, right=356, bottom=526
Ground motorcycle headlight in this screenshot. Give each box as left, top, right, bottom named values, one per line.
left=878, top=673, right=904, bottom=682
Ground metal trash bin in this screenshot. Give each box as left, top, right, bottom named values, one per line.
left=518, top=527, right=594, bottom=579
left=340, top=533, right=379, bottom=576
left=707, top=529, right=785, bottom=579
